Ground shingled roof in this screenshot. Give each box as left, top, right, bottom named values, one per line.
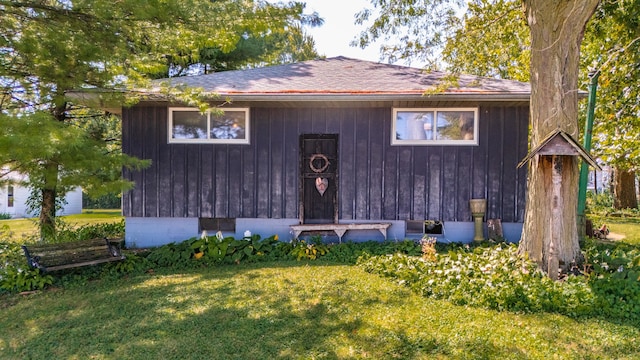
left=154, top=56, right=530, bottom=102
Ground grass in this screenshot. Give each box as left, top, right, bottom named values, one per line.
left=1, top=262, right=639, bottom=359
left=599, top=218, right=640, bottom=245
left=0, top=209, right=122, bottom=241
left=1, top=213, right=639, bottom=359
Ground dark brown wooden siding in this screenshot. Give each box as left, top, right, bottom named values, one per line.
left=122, top=103, right=528, bottom=223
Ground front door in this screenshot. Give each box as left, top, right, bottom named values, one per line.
left=300, top=134, right=338, bottom=224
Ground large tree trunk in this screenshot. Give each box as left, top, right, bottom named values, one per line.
left=612, top=167, right=638, bottom=209
left=39, top=161, right=58, bottom=241
left=38, top=102, right=67, bottom=241
left=519, top=0, right=599, bottom=276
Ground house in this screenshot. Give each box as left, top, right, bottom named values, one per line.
left=0, top=171, right=83, bottom=218
left=111, top=57, right=531, bottom=247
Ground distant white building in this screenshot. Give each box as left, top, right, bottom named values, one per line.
left=0, top=171, right=82, bottom=219
left=587, top=165, right=612, bottom=193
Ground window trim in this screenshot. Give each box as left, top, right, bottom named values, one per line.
left=391, top=107, right=479, bottom=146
left=168, top=107, right=250, bottom=144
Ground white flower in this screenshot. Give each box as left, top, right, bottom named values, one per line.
left=244, top=230, right=252, bottom=238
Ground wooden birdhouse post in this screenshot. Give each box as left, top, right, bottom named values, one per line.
left=518, top=129, right=600, bottom=280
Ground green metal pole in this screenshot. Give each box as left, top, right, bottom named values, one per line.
left=577, top=70, right=600, bottom=227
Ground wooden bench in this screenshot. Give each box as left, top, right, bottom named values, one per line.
left=22, top=237, right=125, bottom=272
left=290, top=223, right=391, bottom=243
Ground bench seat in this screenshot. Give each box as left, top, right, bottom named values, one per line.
left=290, top=223, right=391, bottom=243
left=22, top=237, right=125, bottom=272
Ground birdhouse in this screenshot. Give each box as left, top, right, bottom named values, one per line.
left=517, top=129, right=600, bottom=280
left=518, top=129, right=601, bottom=170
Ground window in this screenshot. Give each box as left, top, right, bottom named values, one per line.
left=7, top=185, right=14, bottom=208
left=424, top=220, right=444, bottom=235
left=169, top=107, right=250, bottom=144
left=199, top=218, right=236, bottom=232
left=392, top=108, right=478, bottom=145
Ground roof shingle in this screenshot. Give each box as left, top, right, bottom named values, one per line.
left=155, top=56, right=530, bottom=100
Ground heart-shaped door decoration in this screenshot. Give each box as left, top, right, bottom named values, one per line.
left=315, top=177, right=329, bottom=196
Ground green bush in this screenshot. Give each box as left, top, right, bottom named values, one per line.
left=357, top=242, right=640, bottom=323
left=82, top=192, right=121, bottom=209
left=0, top=212, right=12, bottom=220
left=53, top=220, right=125, bottom=243
left=290, top=237, right=329, bottom=260
left=323, top=240, right=421, bottom=263
left=0, top=242, right=53, bottom=293
left=190, top=233, right=281, bottom=264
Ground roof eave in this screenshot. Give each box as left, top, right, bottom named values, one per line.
left=216, top=92, right=532, bottom=102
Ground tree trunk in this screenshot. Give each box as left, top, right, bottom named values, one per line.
left=38, top=102, right=67, bottom=241
left=39, top=161, right=58, bottom=241
left=519, top=0, right=599, bottom=275
left=613, top=167, right=638, bottom=209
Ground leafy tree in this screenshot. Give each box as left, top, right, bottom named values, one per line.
left=356, top=0, right=600, bottom=277
left=441, top=0, right=529, bottom=82
left=354, top=0, right=465, bottom=68
left=0, top=0, right=318, bottom=240
left=161, top=10, right=322, bottom=77
left=583, top=0, right=640, bottom=210
left=442, top=0, right=639, bottom=210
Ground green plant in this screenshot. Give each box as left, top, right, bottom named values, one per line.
left=104, top=254, right=148, bottom=275
left=0, top=265, right=53, bottom=292
left=146, top=241, right=195, bottom=268
left=290, top=237, right=329, bottom=260
left=0, top=242, right=53, bottom=292
left=190, top=233, right=280, bottom=264
left=53, top=220, right=125, bottom=243
left=0, top=212, right=12, bottom=220
left=357, top=244, right=596, bottom=316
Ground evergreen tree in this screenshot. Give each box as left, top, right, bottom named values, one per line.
left=0, top=0, right=319, bottom=239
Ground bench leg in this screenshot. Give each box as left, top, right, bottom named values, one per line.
left=333, top=229, right=347, bottom=244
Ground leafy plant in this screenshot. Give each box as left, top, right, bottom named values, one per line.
left=290, top=237, right=329, bottom=260
left=53, top=220, right=125, bottom=243
left=358, top=244, right=591, bottom=316
left=0, top=242, right=53, bottom=293
left=146, top=241, right=195, bottom=268
left=0, top=265, right=53, bottom=293
left=0, top=213, right=12, bottom=220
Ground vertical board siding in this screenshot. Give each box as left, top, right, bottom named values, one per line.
left=338, top=108, right=356, bottom=220
left=123, top=104, right=528, bottom=223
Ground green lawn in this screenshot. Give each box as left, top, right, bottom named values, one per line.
left=0, top=209, right=123, bottom=241
left=1, top=215, right=639, bottom=359
left=599, top=218, right=640, bottom=245
left=1, top=262, right=639, bottom=359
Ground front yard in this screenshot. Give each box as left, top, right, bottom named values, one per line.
left=1, top=213, right=639, bottom=359
left=1, top=262, right=639, bottom=359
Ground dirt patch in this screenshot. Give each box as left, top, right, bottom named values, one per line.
left=606, top=232, right=626, bottom=241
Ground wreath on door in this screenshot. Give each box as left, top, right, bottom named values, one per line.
left=309, top=153, right=330, bottom=173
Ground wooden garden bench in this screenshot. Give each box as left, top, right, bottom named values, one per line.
left=290, top=223, right=391, bottom=243
left=22, top=237, right=125, bottom=272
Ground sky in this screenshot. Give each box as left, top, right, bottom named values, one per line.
left=300, top=0, right=384, bottom=63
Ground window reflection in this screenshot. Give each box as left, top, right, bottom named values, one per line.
left=210, top=111, right=246, bottom=140
left=172, top=111, right=207, bottom=139
left=393, top=108, right=477, bottom=145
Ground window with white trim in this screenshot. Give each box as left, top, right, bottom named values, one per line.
left=168, top=107, right=250, bottom=144
left=392, top=108, right=479, bottom=145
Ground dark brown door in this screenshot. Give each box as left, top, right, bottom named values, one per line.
left=300, top=134, right=338, bottom=224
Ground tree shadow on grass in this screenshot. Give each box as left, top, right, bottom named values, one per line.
left=0, top=261, right=635, bottom=359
